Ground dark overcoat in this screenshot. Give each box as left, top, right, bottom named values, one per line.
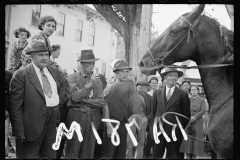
left=9, top=63, right=68, bottom=141
left=152, top=86, right=191, bottom=143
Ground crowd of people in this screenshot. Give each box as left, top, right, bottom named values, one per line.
left=5, top=14, right=215, bottom=159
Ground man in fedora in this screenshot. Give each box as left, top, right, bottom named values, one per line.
left=101, top=60, right=136, bottom=159
left=65, top=50, right=105, bottom=159
left=8, top=39, right=68, bottom=159
left=152, top=67, right=190, bottom=159
left=126, top=80, right=153, bottom=159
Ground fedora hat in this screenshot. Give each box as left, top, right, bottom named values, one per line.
left=113, top=60, right=132, bottom=72
left=77, top=50, right=99, bottom=62
left=161, top=67, right=183, bottom=78
left=23, top=39, right=52, bottom=55
left=136, top=80, right=149, bottom=86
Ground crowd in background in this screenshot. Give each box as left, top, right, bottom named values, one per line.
left=5, top=14, right=216, bottom=159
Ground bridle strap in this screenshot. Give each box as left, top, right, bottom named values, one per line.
left=180, top=15, right=201, bottom=43
left=166, top=63, right=233, bottom=69
left=148, top=45, right=155, bottom=66
left=148, top=15, right=201, bottom=66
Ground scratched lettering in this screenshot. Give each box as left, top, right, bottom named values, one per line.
left=52, top=121, right=83, bottom=150
left=125, top=118, right=139, bottom=146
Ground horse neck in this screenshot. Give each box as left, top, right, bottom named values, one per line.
left=196, top=61, right=233, bottom=112
left=193, top=16, right=233, bottom=112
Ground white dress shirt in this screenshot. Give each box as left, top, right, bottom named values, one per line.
left=147, top=89, right=154, bottom=96
left=165, top=85, right=175, bottom=99
left=32, top=62, right=59, bottom=107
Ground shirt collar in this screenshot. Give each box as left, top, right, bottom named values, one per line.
left=32, top=62, right=46, bottom=73
left=166, top=85, right=175, bottom=92
left=41, top=31, right=49, bottom=39
left=191, top=95, right=200, bottom=101
left=50, top=56, right=54, bottom=62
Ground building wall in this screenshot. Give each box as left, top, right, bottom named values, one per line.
left=6, top=5, right=117, bottom=81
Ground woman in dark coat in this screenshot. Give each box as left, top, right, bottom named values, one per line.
left=180, top=85, right=206, bottom=159
left=8, top=27, right=31, bottom=73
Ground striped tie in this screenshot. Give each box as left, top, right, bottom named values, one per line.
left=40, top=68, right=52, bottom=98
left=167, top=88, right=171, bottom=101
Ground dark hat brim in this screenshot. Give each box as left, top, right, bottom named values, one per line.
left=77, top=58, right=100, bottom=62
left=161, top=70, right=183, bottom=78
left=25, top=49, right=52, bottom=55
left=113, top=67, right=132, bottom=72
left=136, top=82, right=149, bottom=86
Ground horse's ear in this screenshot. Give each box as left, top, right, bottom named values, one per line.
left=188, top=4, right=205, bottom=22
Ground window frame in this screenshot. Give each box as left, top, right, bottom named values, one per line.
left=57, top=12, right=66, bottom=36
left=30, top=5, right=41, bottom=28
left=88, top=25, right=95, bottom=46
left=75, top=19, right=83, bottom=42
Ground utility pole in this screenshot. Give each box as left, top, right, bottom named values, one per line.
left=136, top=4, right=153, bottom=82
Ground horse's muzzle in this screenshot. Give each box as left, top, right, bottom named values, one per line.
left=138, top=61, right=157, bottom=75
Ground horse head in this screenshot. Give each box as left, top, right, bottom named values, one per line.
left=139, top=5, right=205, bottom=75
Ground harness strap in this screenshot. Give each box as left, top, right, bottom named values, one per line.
left=167, top=63, right=233, bottom=69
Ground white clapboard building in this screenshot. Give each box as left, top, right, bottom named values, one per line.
left=5, top=4, right=118, bottom=81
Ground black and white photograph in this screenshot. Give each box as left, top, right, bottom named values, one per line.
left=5, top=4, right=233, bottom=159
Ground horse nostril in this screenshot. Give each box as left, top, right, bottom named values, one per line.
left=138, top=61, right=144, bottom=68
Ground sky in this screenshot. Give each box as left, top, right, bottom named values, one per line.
left=151, top=4, right=231, bottom=35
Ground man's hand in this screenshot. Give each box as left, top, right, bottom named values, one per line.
left=128, top=116, right=133, bottom=123
left=106, top=123, right=113, bottom=138
left=154, top=116, right=161, bottom=123
left=189, top=116, right=196, bottom=123
left=85, top=81, right=93, bottom=88
left=5, top=136, right=9, bottom=156
left=17, top=134, right=25, bottom=142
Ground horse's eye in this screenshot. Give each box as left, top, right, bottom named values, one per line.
left=170, top=30, right=178, bottom=35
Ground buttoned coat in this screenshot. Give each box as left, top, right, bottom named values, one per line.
left=143, top=93, right=154, bottom=139
left=152, top=86, right=190, bottom=143
left=9, top=63, right=68, bottom=141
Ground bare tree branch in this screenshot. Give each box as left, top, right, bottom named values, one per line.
left=112, top=4, right=126, bottom=17
left=93, top=4, right=128, bottom=38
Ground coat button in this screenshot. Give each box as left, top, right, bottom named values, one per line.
left=43, top=114, right=46, bottom=117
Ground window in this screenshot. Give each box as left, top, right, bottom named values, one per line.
left=31, top=5, right=41, bottom=27
left=75, top=19, right=83, bottom=41
left=89, top=25, right=95, bottom=45
left=102, top=62, right=106, bottom=75
left=57, top=12, right=66, bottom=36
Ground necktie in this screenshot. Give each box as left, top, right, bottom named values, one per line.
left=167, top=88, right=171, bottom=101
left=40, top=68, right=52, bottom=98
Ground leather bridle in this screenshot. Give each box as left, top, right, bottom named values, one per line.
left=147, top=15, right=233, bottom=69
left=148, top=15, right=201, bottom=68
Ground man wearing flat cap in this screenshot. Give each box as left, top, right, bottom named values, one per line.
left=8, top=39, right=68, bottom=159
left=101, top=60, right=136, bottom=159
left=152, top=68, right=190, bottom=159
left=65, top=50, right=105, bottom=159
left=126, top=80, right=153, bottom=159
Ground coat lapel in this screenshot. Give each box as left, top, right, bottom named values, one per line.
left=27, top=64, right=45, bottom=98
left=165, top=87, right=181, bottom=111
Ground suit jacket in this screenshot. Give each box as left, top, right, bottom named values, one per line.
left=144, top=93, right=153, bottom=122
left=152, top=86, right=190, bottom=143
left=5, top=70, right=13, bottom=111
left=9, top=63, right=68, bottom=141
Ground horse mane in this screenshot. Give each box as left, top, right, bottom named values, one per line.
left=200, top=14, right=233, bottom=85
left=201, top=14, right=234, bottom=64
